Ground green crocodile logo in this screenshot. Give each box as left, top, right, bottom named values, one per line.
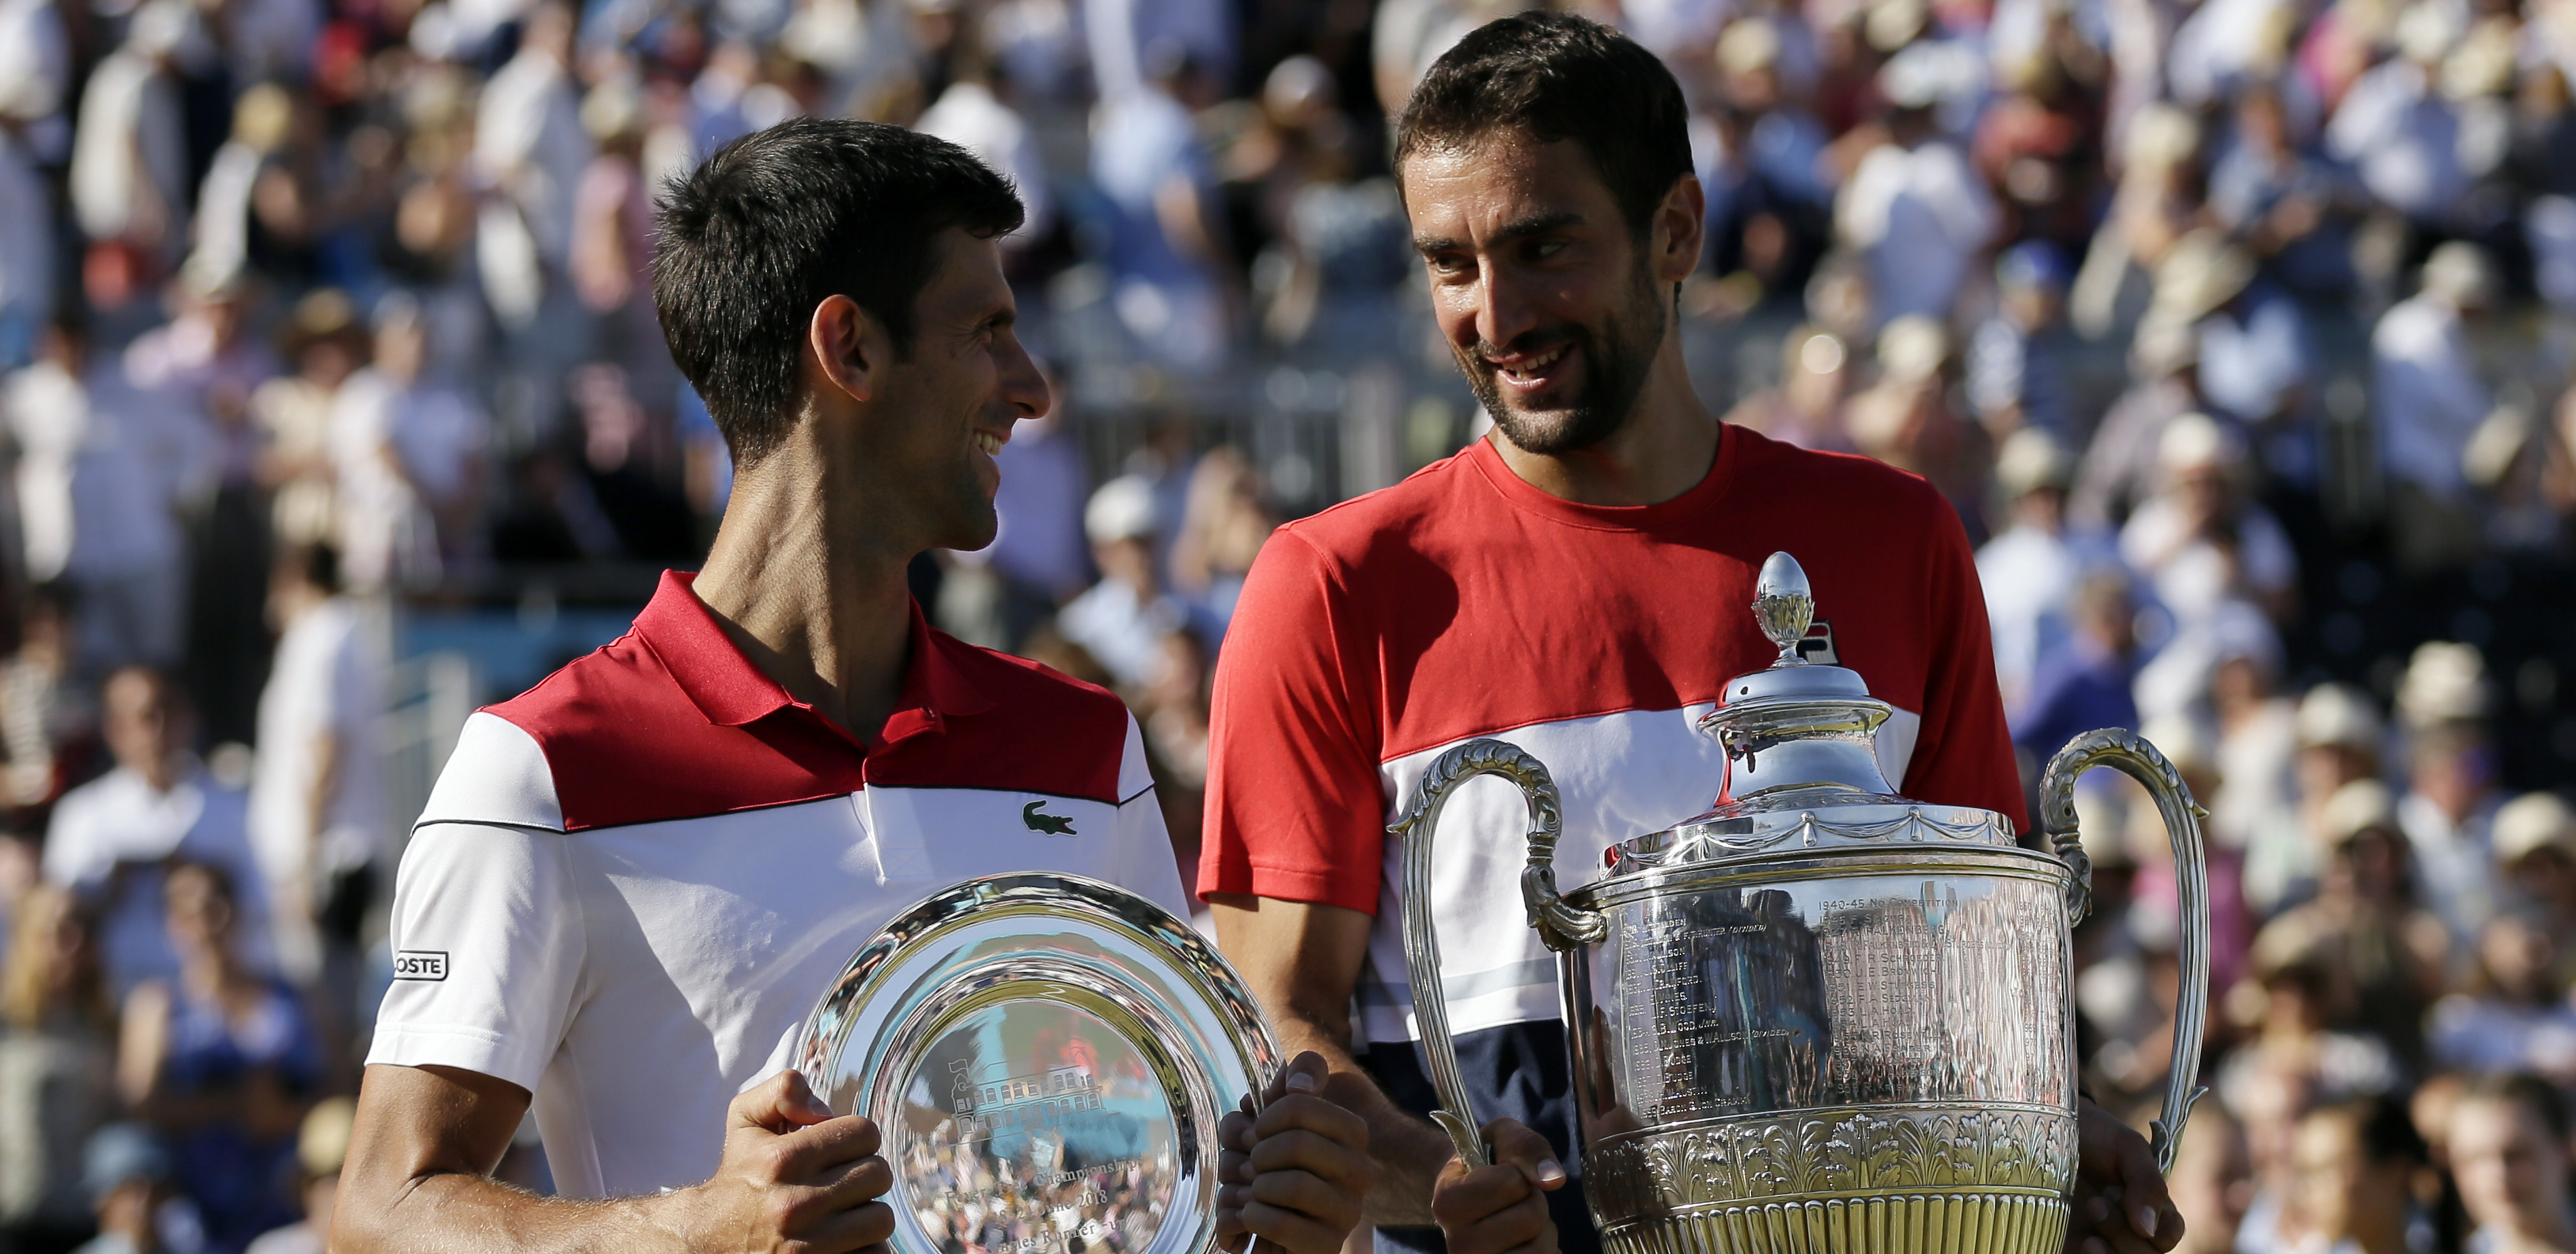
left=1022, top=801, right=1076, bottom=836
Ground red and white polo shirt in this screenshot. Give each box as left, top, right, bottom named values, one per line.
left=368, top=572, right=1178, bottom=1200
left=1199, top=426, right=2024, bottom=1047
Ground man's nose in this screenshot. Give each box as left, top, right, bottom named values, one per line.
left=999, top=336, right=1050, bottom=420
left=1474, top=261, right=1540, bottom=353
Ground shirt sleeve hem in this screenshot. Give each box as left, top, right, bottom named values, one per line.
left=364, top=1022, right=550, bottom=1096
left=1197, top=861, right=1379, bottom=915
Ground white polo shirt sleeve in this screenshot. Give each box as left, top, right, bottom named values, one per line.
left=368, top=713, right=583, bottom=1096
left=1110, top=712, right=1191, bottom=918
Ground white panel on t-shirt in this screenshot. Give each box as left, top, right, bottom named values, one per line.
left=1358, top=703, right=1919, bottom=1045
left=369, top=711, right=1184, bottom=1200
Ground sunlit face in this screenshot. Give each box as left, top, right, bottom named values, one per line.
left=23, top=888, right=88, bottom=988
left=862, top=228, right=1050, bottom=552
left=1402, top=132, right=1672, bottom=455
left=102, top=671, right=181, bottom=778
left=2298, top=745, right=2374, bottom=802
left=2476, top=916, right=2554, bottom=1003
left=2168, top=1117, right=2253, bottom=1254
left=2450, top=1098, right=2568, bottom=1236
left=2288, top=1113, right=2365, bottom=1240
left=164, top=865, right=235, bottom=958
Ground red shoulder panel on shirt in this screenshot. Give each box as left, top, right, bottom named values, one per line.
left=484, top=574, right=1131, bottom=831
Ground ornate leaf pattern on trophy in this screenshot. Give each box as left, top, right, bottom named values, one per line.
left=1924, top=1111, right=1983, bottom=1186
left=1988, top=1111, right=2034, bottom=1185
left=1588, top=1105, right=2077, bottom=1218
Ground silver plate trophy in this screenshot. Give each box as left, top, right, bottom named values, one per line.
left=1396, top=552, right=2211, bottom=1254
left=794, top=873, right=1280, bottom=1254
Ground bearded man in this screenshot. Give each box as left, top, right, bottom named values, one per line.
left=1199, top=15, right=2183, bottom=1254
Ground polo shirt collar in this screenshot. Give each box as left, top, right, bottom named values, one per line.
left=634, top=571, right=993, bottom=741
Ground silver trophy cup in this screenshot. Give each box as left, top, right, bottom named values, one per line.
left=1395, top=552, right=2209, bottom=1254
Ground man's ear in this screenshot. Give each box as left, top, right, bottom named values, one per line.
left=1653, top=175, right=1708, bottom=285
left=805, top=294, right=880, bottom=405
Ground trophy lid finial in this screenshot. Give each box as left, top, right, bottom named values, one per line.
left=1754, top=552, right=1813, bottom=666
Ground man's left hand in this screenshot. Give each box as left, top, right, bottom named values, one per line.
left=1216, top=1051, right=1373, bottom=1254
left=2066, top=1098, right=2184, bottom=1254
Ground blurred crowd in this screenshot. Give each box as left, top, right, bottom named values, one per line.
left=7, top=0, right=2576, bottom=1237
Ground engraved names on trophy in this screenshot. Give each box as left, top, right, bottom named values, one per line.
left=1599, top=876, right=2068, bottom=1125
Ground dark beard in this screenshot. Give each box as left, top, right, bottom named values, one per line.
left=1457, top=268, right=1667, bottom=456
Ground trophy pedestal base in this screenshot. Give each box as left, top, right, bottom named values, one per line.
left=1598, top=1191, right=2069, bottom=1254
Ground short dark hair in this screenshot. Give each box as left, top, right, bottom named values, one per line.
left=277, top=542, right=341, bottom=595
left=2312, top=1095, right=2426, bottom=1166
left=1394, top=12, right=1693, bottom=237
left=653, top=118, right=1025, bottom=468
left=2463, top=1073, right=2573, bottom=1143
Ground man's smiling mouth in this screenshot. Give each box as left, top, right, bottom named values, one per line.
left=1489, top=344, right=1570, bottom=383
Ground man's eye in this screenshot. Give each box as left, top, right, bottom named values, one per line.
left=1529, top=240, right=1568, bottom=260
left=1428, top=255, right=1472, bottom=276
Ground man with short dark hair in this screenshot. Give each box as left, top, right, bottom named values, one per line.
left=1201, top=16, right=2180, bottom=1254
left=335, top=119, right=1371, bottom=1254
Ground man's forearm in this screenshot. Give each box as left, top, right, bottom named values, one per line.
left=337, top=1170, right=690, bottom=1254
left=342, top=1064, right=894, bottom=1254
left=337, top=1065, right=692, bottom=1254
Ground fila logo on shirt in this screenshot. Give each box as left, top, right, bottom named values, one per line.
left=393, top=950, right=451, bottom=981
left=1022, top=801, right=1077, bottom=837
left=1797, top=621, right=1839, bottom=665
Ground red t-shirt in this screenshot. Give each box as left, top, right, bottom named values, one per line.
left=1199, top=426, right=2022, bottom=1046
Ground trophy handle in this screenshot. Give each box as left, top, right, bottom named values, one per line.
left=1390, top=739, right=1601, bottom=1170
left=2037, top=727, right=2212, bottom=1177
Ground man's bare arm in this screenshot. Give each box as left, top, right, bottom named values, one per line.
left=332, top=1063, right=895, bottom=1254
left=1208, top=893, right=1455, bottom=1227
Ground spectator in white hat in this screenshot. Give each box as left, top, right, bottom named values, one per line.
left=2376, top=241, right=2503, bottom=568
left=67, top=0, right=195, bottom=285
left=1721, top=326, right=1854, bottom=453
left=1845, top=315, right=1992, bottom=525
left=2119, top=411, right=2298, bottom=630
left=2242, top=682, right=2385, bottom=913
left=2163, top=230, right=2313, bottom=435
left=2072, top=315, right=2206, bottom=529
left=2494, top=793, right=2576, bottom=977
left=2207, top=625, right=2299, bottom=863
left=1978, top=427, right=2119, bottom=714
left=1057, top=474, right=1205, bottom=690
left=2261, top=778, right=2452, bottom=1070
left=2326, top=0, right=2471, bottom=224
left=1835, top=78, right=1997, bottom=327
left=2393, top=641, right=2501, bottom=947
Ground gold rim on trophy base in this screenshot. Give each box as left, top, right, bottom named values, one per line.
left=794, top=873, right=1280, bottom=1254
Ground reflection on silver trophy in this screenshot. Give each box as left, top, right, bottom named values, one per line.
left=794, top=874, right=1279, bottom=1254
left=1396, top=552, right=2212, bottom=1254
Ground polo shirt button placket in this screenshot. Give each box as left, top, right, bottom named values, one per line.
left=858, top=711, right=941, bottom=886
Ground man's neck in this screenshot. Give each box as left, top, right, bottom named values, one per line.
left=1485, top=326, right=1721, bottom=506
left=2499, top=1207, right=2576, bottom=1253
left=691, top=451, right=917, bottom=742
left=136, top=752, right=191, bottom=793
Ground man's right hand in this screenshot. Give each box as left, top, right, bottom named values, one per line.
left=1428, top=1117, right=1566, bottom=1254
left=656, top=1070, right=896, bottom=1253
